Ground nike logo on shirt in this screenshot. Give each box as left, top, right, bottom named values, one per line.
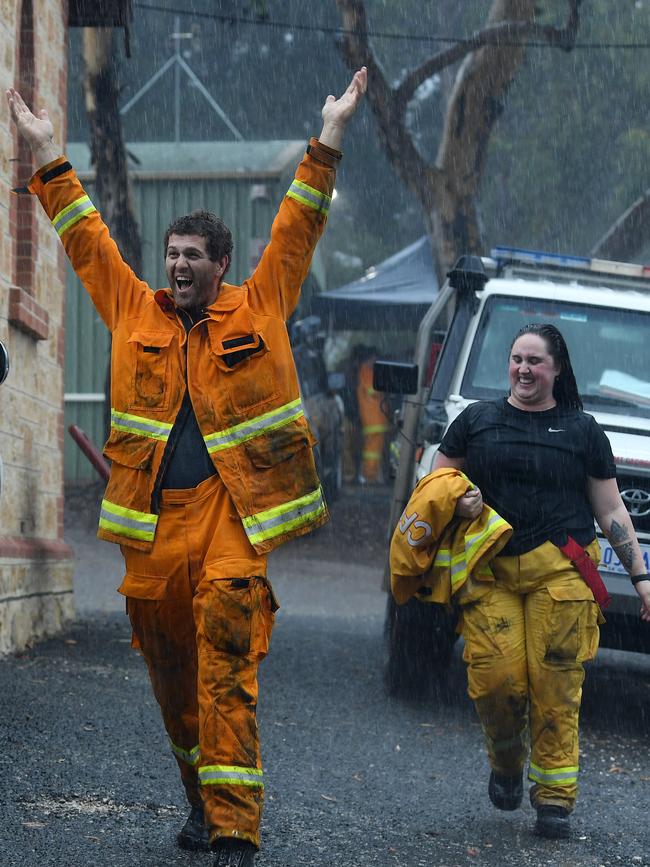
left=548, top=428, right=565, bottom=433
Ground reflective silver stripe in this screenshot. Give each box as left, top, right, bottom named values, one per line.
left=170, top=741, right=200, bottom=766
left=434, top=548, right=451, bottom=566
left=435, top=512, right=509, bottom=586
left=286, top=179, right=331, bottom=215
left=98, top=499, right=158, bottom=542
left=528, top=762, right=578, bottom=785
left=204, top=399, right=304, bottom=454
left=111, top=408, right=173, bottom=441
left=198, top=764, right=263, bottom=788
left=52, top=195, right=96, bottom=236
left=243, top=487, right=326, bottom=545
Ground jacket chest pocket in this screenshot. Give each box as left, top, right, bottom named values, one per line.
left=127, top=330, right=175, bottom=411
left=208, top=324, right=279, bottom=412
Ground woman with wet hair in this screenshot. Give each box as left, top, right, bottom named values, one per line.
left=433, top=322, right=650, bottom=840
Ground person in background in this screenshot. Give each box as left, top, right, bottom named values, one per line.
left=433, top=323, right=650, bottom=840
left=7, top=67, right=366, bottom=867
left=357, top=345, right=390, bottom=484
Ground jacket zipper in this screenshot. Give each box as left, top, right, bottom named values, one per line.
left=150, top=308, right=206, bottom=513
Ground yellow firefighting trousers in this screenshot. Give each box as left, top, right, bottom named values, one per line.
left=459, top=539, right=601, bottom=812
left=118, top=474, right=276, bottom=849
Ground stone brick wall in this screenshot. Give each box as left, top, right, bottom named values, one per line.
left=0, top=0, right=74, bottom=655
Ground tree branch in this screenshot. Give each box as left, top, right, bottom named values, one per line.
left=397, top=0, right=582, bottom=103
left=590, top=190, right=650, bottom=262
left=335, top=0, right=440, bottom=210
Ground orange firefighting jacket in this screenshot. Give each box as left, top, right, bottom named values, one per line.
left=390, top=467, right=512, bottom=605
left=30, top=139, right=340, bottom=553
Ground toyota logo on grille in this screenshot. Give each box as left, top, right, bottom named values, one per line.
left=620, top=488, right=650, bottom=517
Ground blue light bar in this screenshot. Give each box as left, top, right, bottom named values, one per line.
left=490, top=245, right=650, bottom=280
left=490, top=246, right=591, bottom=270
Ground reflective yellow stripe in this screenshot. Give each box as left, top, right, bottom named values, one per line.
left=204, top=398, right=304, bottom=454
left=286, top=179, right=331, bottom=215
left=170, top=741, right=200, bottom=766
left=434, top=513, right=510, bottom=587
left=52, top=195, right=96, bottom=236
left=362, top=424, right=389, bottom=434
left=111, top=408, right=173, bottom=441
left=198, top=764, right=263, bottom=788
left=528, top=762, right=578, bottom=786
left=98, top=498, right=158, bottom=542
left=243, top=487, right=326, bottom=545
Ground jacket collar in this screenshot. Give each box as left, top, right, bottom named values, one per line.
left=154, top=283, right=245, bottom=317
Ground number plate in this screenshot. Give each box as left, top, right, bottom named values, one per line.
left=598, top=539, right=650, bottom=574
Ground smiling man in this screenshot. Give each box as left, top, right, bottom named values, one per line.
left=7, top=67, right=366, bottom=867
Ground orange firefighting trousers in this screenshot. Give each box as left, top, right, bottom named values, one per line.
left=119, top=474, right=276, bottom=849
left=459, top=539, right=601, bottom=812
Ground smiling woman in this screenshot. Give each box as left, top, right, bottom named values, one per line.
left=432, top=320, right=650, bottom=840
left=507, top=333, right=560, bottom=411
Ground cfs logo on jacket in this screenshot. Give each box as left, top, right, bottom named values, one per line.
left=398, top=509, right=433, bottom=548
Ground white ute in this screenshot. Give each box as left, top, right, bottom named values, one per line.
left=375, top=247, right=650, bottom=698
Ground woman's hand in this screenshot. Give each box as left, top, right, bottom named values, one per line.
left=454, top=486, right=483, bottom=520
left=634, top=578, right=650, bottom=622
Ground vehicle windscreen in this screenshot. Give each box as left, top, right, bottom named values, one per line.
left=461, top=295, right=650, bottom=419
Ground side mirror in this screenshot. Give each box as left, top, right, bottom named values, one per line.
left=373, top=360, right=419, bottom=395
left=0, top=341, right=9, bottom=385
left=327, top=371, right=345, bottom=392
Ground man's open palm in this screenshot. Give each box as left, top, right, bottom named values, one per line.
left=6, top=88, right=53, bottom=151
left=321, top=67, right=367, bottom=127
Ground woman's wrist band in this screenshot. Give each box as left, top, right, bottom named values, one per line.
left=630, top=573, right=650, bottom=586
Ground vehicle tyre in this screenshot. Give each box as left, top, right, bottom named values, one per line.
left=383, top=594, right=459, bottom=699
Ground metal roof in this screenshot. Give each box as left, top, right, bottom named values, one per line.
left=66, top=140, right=306, bottom=181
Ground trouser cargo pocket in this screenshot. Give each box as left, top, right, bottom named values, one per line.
left=197, top=576, right=277, bottom=660
left=544, top=581, right=600, bottom=664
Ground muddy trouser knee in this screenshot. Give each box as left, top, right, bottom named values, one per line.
left=118, top=474, right=272, bottom=847
left=193, top=576, right=274, bottom=848
left=461, top=540, right=601, bottom=812
left=126, top=595, right=202, bottom=807
left=524, top=573, right=599, bottom=811
left=461, top=585, right=529, bottom=777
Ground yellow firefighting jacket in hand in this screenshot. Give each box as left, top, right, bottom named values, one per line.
left=390, top=467, right=512, bottom=605
left=30, top=139, right=340, bottom=553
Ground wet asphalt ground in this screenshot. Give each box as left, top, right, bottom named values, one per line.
left=0, top=485, right=649, bottom=867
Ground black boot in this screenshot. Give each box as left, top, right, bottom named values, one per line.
left=212, top=838, right=256, bottom=867
left=176, top=805, right=211, bottom=852
left=488, top=771, right=523, bottom=811
left=535, top=804, right=571, bottom=839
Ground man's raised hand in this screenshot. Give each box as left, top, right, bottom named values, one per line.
left=6, top=88, right=59, bottom=168
left=319, top=67, right=367, bottom=151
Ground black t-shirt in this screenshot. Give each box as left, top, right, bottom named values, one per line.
left=438, top=398, right=616, bottom=555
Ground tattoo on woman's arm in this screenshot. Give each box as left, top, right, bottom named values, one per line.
left=608, top=519, right=635, bottom=571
